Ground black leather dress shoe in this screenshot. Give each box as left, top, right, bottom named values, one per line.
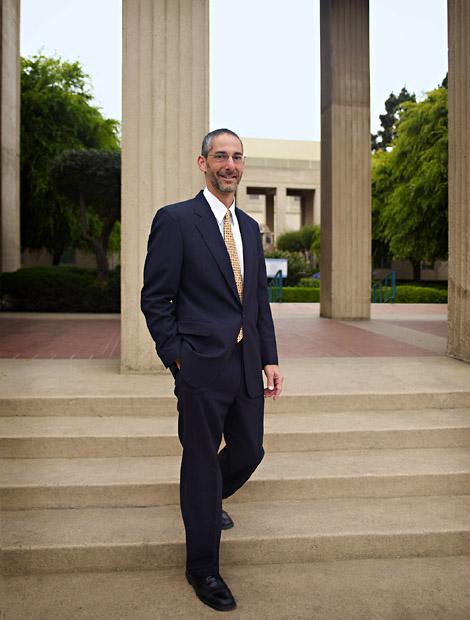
left=221, top=509, right=234, bottom=530
left=186, top=571, right=236, bottom=611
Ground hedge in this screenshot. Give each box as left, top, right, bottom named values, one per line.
left=392, top=285, right=447, bottom=303
left=0, top=266, right=120, bottom=312
left=0, top=267, right=447, bottom=312
left=281, top=287, right=321, bottom=302
left=280, top=285, right=447, bottom=303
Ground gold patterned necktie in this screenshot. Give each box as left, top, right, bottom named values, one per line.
left=224, top=210, right=243, bottom=342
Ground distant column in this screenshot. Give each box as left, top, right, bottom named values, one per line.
left=266, top=194, right=275, bottom=232
left=301, top=191, right=314, bottom=226
left=0, top=0, right=21, bottom=273
left=320, top=0, right=371, bottom=319
left=275, top=186, right=287, bottom=239
left=121, top=0, right=209, bottom=372
left=313, top=188, right=321, bottom=226
left=236, top=181, right=248, bottom=214
left=447, top=0, right=470, bottom=362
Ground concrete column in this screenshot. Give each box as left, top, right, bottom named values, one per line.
left=275, top=186, right=287, bottom=239
left=447, top=0, right=470, bottom=362
left=236, top=181, right=248, bottom=214
left=121, top=0, right=209, bottom=372
left=301, top=190, right=314, bottom=226
left=313, top=188, right=321, bottom=226
left=266, top=194, right=275, bottom=232
left=320, top=0, right=371, bottom=319
left=0, top=0, right=21, bottom=273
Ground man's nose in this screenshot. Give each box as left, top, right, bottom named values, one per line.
left=224, top=156, right=237, bottom=169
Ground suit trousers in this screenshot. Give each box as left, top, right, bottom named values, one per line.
left=174, top=341, right=264, bottom=576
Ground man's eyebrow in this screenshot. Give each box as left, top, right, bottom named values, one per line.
left=214, top=150, right=243, bottom=154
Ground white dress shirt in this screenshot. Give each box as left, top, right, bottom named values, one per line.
left=204, top=187, right=244, bottom=280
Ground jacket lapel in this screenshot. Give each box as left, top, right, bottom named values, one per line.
left=192, top=192, right=241, bottom=304
left=236, top=207, right=256, bottom=301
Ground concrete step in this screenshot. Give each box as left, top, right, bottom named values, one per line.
left=2, top=448, right=470, bottom=510
left=2, top=408, right=469, bottom=457
left=2, top=495, right=470, bottom=574
left=4, top=557, right=470, bottom=620
left=2, top=391, right=470, bottom=417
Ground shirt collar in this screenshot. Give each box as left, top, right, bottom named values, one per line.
left=204, top=187, right=236, bottom=224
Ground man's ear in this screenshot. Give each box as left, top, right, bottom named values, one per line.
left=197, top=155, right=207, bottom=173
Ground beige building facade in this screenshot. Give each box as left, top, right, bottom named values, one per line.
left=239, top=138, right=321, bottom=246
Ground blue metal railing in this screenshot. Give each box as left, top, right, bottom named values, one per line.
left=372, top=270, right=396, bottom=303
left=268, top=269, right=283, bottom=302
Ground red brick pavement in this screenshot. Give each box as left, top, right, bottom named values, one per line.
left=0, top=318, right=120, bottom=360
left=275, top=318, right=440, bottom=358
left=0, top=307, right=447, bottom=360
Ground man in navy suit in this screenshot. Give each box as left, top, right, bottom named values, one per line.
left=141, top=128, right=282, bottom=612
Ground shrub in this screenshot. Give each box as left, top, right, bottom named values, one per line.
left=0, top=266, right=120, bottom=312
left=393, top=285, right=447, bottom=303
left=281, top=287, right=320, bottom=302
left=396, top=280, right=448, bottom=290
left=279, top=285, right=446, bottom=303
left=265, top=250, right=314, bottom=286
left=299, top=273, right=320, bottom=288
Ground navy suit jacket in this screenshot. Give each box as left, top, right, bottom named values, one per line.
left=141, top=190, right=278, bottom=397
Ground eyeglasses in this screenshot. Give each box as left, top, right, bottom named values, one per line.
left=207, top=153, right=245, bottom=163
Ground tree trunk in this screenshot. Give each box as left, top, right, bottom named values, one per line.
left=51, top=252, right=62, bottom=266
left=412, top=260, right=421, bottom=283
left=95, top=247, right=109, bottom=280
left=79, top=192, right=109, bottom=279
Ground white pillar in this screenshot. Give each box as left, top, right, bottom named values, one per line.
left=275, top=186, right=287, bottom=239
left=320, top=0, right=371, bottom=319
left=236, top=181, right=248, bottom=214
left=121, top=0, right=209, bottom=372
left=447, top=0, right=470, bottom=362
left=0, top=0, right=21, bottom=273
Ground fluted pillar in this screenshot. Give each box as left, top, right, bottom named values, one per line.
left=266, top=194, right=275, bottom=232
left=320, top=0, right=371, bottom=319
left=236, top=181, right=248, bottom=214
left=447, top=0, right=470, bottom=362
left=275, top=186, right=287, bottom=239
left=121, top=0, right=209, bottom=372
left=301, top=191, right=314, bottom=226
left=0, top=0, right=21, bottom=273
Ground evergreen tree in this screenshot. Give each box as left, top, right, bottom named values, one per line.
left=371, top=87, right=416, bottom=152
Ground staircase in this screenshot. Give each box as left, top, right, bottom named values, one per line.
left=2, top=380, right=470, bottom=618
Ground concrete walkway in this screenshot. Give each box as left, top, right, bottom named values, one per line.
left=2, top=303, right=468, bottom=409
left=2, top=304, right=470, bottom=620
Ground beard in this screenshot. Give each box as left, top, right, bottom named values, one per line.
left=206, top=165, right=241, bottom=194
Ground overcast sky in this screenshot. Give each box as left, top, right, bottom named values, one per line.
left=20, top=0, right=448, bottom=141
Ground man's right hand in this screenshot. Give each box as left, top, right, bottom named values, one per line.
left=175, top=357, right=181, bottom=369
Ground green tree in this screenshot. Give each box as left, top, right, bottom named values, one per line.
left=51, top=149, right=121, bottom=278
left=371, top=87, right=416, bottom=152
left=20, top=54, right=120, bottom=263
left=372, top=87, right=448, bottom=282
left=371, top=149, right=393, bottom=267
left=276, top=225, right=320, bottom=261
